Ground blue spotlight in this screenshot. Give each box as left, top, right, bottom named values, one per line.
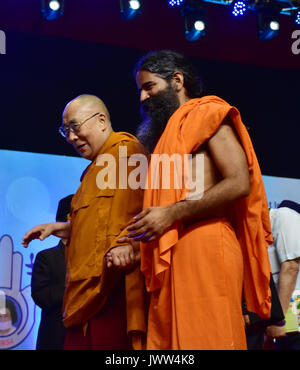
left=168, top=0, right=185, bottom=7
left=181, top=4, right=206, bottom=41
left=255, top=4, right=281, bottom=41
left=231, top=0, right=248, bottom=17
left=294, top=9, right=300, bottom=25
left=41, top=0, right=64, bottom=21
left=119, top=0, right=142, bottom=20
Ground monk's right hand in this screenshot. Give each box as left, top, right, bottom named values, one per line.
left=22, top=223, right=56, bottom=248
left=22, top=222, right=70, bottom=248
left=105, top=244, right=140, bottom=270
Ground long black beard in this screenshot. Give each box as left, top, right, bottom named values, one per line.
left=136, top=84, right=180, bottom=153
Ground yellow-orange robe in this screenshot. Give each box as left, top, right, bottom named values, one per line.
left=141, top=96, right=273, bottom=350
left=63, top=131, right=147, bottom=349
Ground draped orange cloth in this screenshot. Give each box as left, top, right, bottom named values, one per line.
left=63, top=132, right=147, bottom=349
left=140, top=96, right=273, bottom=349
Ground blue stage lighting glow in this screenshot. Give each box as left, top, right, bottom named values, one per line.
left=232, top=1, right=247, bottom=16
left=41, top=0, right=64, bottom=21
left=255, top=2, right=281, bottom=41
left=181, top=4, right=206, bottom=41
left=120, top=0, right=142, bottom=20
left=168, top=0, right=184, bottom=8
left=185, top=17, right=206, bottom=41
left=295, top=10, right=300, bottom=25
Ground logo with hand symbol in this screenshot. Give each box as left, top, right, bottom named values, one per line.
left=0, top=235, right=36, bottom=349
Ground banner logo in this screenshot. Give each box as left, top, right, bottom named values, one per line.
left=0, top=235, right=36, bottom=349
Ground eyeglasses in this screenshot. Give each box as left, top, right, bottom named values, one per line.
left=59, top=112, right=100, bottom=138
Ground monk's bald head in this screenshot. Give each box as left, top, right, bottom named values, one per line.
left=63, top=94, right=111, bottom=121
left=62, top=94, right=113, bottom=160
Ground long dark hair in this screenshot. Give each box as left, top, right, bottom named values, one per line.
left=134, top=49, right=204, bottom=99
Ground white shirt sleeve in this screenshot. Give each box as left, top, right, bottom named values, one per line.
left=270, top=207, right=300, bottom=263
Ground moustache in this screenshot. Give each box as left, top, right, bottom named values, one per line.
left=140, top=95, right=166, bottom=117
left=140, top=99, right=153, bottom=115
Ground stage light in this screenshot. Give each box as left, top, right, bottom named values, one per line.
left=254, top=2, right=282, bottom=41
left=41, top=0, right=64, bottom=21
left=194, top=20, right=205, bottom=31
left=292, top=9, right=300, bottom=25
left=49, top=1, right=60, bottom=11
left=181, top=1, right=207, bottom=41
left=168, top=0, right=185, bottom=7
left=129, top=0, right=141, bottom=10
left=269, top=20, right=279, bottom=30
left=119, top=0, right=142, bottom=20
left=296, top=10, right=300, bottom=24
left=231, top=0, right=248, bottom=17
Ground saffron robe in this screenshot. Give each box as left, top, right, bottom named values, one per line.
left=141, top=96, right=273, bottom=349
left=63, top=131, right=147, bottom=349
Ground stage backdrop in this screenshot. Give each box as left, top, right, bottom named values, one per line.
left=0, top=149, right=300, bottom=349
left=0, top=149, right=87, bottom=349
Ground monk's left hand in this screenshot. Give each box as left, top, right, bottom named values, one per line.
left=126, top=206, right=174, bottom=242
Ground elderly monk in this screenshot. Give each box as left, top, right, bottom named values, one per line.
left=22, top=94, right=147, bottom=350
left=118, top=50, right=273, bottom=350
